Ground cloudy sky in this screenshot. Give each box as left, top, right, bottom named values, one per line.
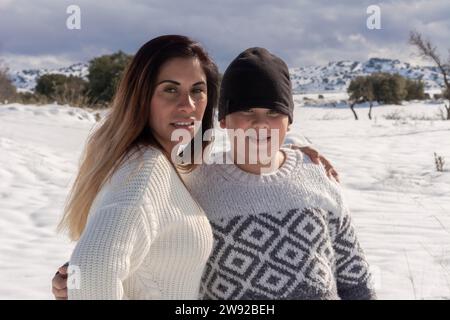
left=0, top=0, right=449, bottom=71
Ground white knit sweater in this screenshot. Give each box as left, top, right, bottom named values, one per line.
left=68, top=146, right=213, bottom=300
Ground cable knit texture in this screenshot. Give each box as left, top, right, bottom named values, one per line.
left=182, top=148, right=376, bottom=300
left=68, top=146, right=213, bottom=300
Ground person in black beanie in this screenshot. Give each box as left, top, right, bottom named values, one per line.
left=216, top=47, right=339, bottom=181
left=219, top=47, right=294, bottom=125
left=185, top=48, right=376, bottom=300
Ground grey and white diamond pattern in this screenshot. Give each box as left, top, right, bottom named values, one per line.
left=202, top=207, right=339, bottom=299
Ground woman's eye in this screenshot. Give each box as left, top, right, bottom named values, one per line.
left=192, top=88, right=205, bottom=94
left=164, top=87, right=177, bottom=93
left=268, top=111, right=281, bottom=116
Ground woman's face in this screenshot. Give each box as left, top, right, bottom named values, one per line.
left=149, top=57, right=207, bottom=154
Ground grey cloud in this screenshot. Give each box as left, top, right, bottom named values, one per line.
left=0, top=0, right=449, bottom=70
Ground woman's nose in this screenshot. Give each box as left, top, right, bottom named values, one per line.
left=177, top=92, right=196, bottom=111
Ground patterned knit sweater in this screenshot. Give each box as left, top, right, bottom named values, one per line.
left=182, top=148, right=376, bottom=300
left=68, top=146, right=213, bottom=300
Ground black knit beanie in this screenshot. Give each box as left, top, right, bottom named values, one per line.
left=218, top=47, right=294, bottom=124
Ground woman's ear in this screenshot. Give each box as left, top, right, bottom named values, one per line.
left=287, top=125, right=291, bottom=132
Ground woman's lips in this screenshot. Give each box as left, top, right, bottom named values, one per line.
left=170, top=121, right=195, bottom=129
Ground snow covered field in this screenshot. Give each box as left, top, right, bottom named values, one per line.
left=0, top=99, right=449, bottom=299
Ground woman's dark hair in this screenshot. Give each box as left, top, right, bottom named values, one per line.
left=125, top=35, right=219, bottom=167
left=59, top=35, right=219, bottom=239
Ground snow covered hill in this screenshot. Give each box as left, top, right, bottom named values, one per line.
left=10, top=63, right=89, bottom=92
left=290, top=58, right=445, bottom=93
left=8, top=58, right=445, bottom=94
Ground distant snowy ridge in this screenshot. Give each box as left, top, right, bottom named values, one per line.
left=290, top=58, right=445, bottom=93
left=10, top=62, right=89, bottom=92
left=8, top=58, right=444, bottom=94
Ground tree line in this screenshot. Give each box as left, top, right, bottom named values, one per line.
left=0, top=51, right=132, bottom=108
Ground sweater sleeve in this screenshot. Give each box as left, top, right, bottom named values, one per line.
left=330, top=199, right=377, bottom=300
left=67, top=204, right=152, bottom=300
left=283, top=132, right=313, bottom=148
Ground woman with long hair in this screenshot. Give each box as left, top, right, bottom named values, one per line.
left=58, top=34, right=219, bottom=299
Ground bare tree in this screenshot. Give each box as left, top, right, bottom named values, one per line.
left=440, top=102, right=450, bottom=120
left=347, top=76, right=375, bottom=120
left=0, top=61, right=17, bottom=103
left=409, top=31, right=450, bottom=120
